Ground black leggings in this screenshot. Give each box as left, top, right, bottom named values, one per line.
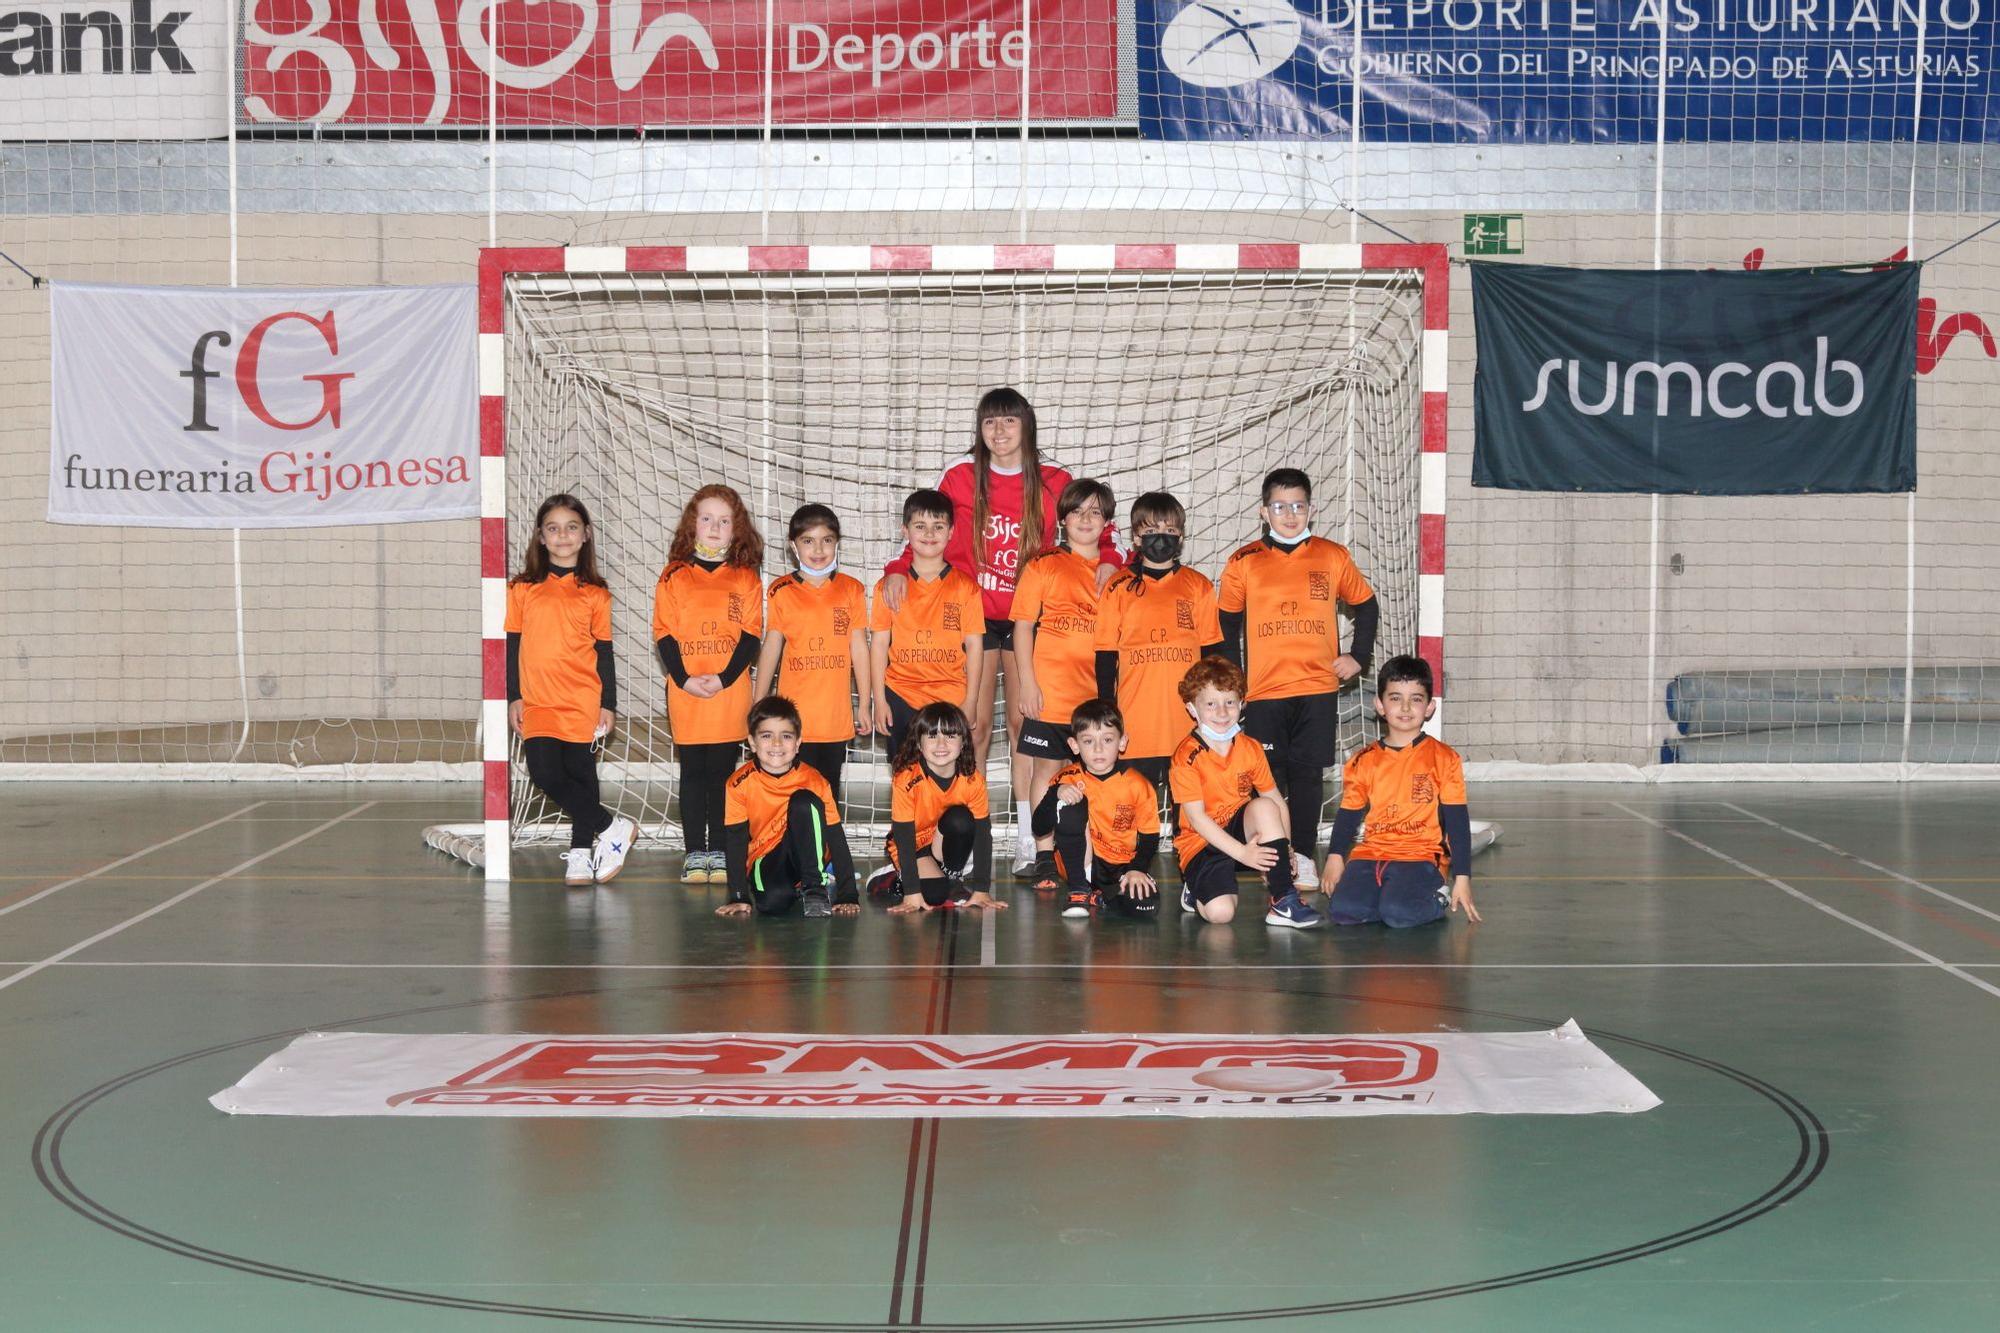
left=523, top=737, right=611, bottom=851
left=749, top=790, right=834, bottom=916
left=678, top=742, right=739, bottom=853
left=1278, top=760, right=1327, bottom=858
left=798, top=740, right=847, bottom=809
left=920, top=804, right=978, bottom=906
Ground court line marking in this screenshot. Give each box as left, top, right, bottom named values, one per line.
left=0, top=802, right=376, bottom=996
left=3, top=959, right=1990, bottom=970
left=981, top=905, right=996, bottom=966
left=1721, top=801, right=2000, bottom=927
left=1613, top=802, right=2000, bottom=1003
left=0, top=803, right=268, bottom=917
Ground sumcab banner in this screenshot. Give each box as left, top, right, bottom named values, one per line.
left=241, top=0, right=1118, bottom=127
left=49, top=282, right=477, bottom=528
left=1471, top=262, right=1918, bottom=495
left=211, top=1023, right=1663, bottom=1118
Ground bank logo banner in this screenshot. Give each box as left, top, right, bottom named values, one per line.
left=49, top=282, right=477, bottom=528
left=212, top=1022, right=1661, bottom=1117
left=1471, top=262, right=1918, bottom=494
left=0, top=0, right=229, bottom=139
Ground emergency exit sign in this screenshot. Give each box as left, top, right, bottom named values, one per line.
left=1464, top=214, right=1524, bottom=255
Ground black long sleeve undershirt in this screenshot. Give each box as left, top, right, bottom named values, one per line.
left=965, top=816, right=994, bottom=893
left=890, top=819, right=923, bottom=892
left=1347, top=596, right=1380, bottom=673
left=1095, top=650, right=1119, bottom=703
left=656, top=632, right=759, bottom=689
left=508, top=632, right=615, bottom=712
left=657, top=636, right=689, bottom=687
left=1327, top=805, right=1365, bottom=860
left=1218, top=609, right=1245, bottom=667
left=506, top=633, right=521, bottom=703
left=1440, top=803, right=1473, bottom=882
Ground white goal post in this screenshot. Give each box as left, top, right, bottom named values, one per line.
left=465, top=241, right=1450, bottom=882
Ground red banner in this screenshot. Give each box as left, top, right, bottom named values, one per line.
left=241, top=0, right=1118, bottom=127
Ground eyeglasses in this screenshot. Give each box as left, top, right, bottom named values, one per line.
left=1266, top=502, right=1311, bottom=517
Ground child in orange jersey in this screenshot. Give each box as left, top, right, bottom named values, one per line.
left=1219, top=467, right=1379, bottom=892
left=866, top=703, right=1007, bottom=914
left=755, top=503, right=870, bottom=802
left=1094, top=491, right=1222, bottom=824
left=870, top=490, right=984, bottom=762
left=652, top=485, right=765, bottom=885
left=507, top=494, right=636, bottom=887
left=1012, top=477, right=1116, bottom=892
left=1030, top=698, right=1160, bottom=920
left=717, top=696, right=858, bottom=920
left=1323, top=655, right=1481, bottom=927
left=1169, top=656, right=1322, bottom=928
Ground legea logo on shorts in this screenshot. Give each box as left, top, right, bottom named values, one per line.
left=1160, top=0, right=1302, bottom=89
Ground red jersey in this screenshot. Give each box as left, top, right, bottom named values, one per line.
left=886, top=457, right=1122, bottom=620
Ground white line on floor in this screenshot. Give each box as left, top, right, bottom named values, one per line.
left=0, top=959, right=1981, bottom=971
left=0, top=802, right=267, bottom=919
left=0, top=802, right=376, bottom=996
left=1720, top=801, right=2000, bottom=927
left=981, top=907, right=997, bottom=966
left=1612, top=802, right=2000, bottom=1003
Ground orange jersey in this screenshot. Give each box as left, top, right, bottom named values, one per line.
left=1053, top=762, right=1159, bottom=866
left=724, top=760, right=842, bottom=864
left=766, top=571, right=867, bottom=742
left=887, top=763, right=990, bottom=868
left=650, top=561, right=765, bottom=745
left=1217, top=537, right=1375, bottom=700
left=1339, top=735, right=1468, bottom=870
left=870, top=565, right=982, bottom=708
left=1093, top=567, right=1222, bottom=758
left=1012, top=548, right=1103, bottom=725
left=505, top=572, right=612, bottom=744
left=1169, top=730, right=1275, bottom=868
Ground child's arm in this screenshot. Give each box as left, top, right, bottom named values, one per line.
left=1029, top=779, right=1071, bottom=839
left=1440, top=801, right=1480, bottom=921
left=1184, top=800, right=1276, bottom=872
left=1217, top=610, right=1244, bottom=667
left=1011, top=620, right=1042, bottom=720
left=712, top=631, right=761, bottom=690
left=752, top=631, right=784, bottom=702
left=889, top=817, right=924, bottom=903
left=870, top=632, right=893, bottom=735
left=848, top=628, right=873, bottom=735
left=1216, top=558, right=1246, bottom=667
left=960, top=636, right=985, bottom=714
left=1118, top=829, right=1161, bottom=898
left=595, top=639, right=617, bottom=737
left=1339, top=597, right=1379, bottom=682
left=656, top=635, right=691, bottom=687
left=1095, top=651, right=1118, bottom=704
left=1323, top=803, right=1365, bottom=886
left=506, top=632, right=523, bottom=733
left=959, top=814, right=1005, bottom=910
left=716, top=822, right=754, bottom=917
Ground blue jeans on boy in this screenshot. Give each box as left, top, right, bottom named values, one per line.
left=1325, top=858, right=1448, bottom=928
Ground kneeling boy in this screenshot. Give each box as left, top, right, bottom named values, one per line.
left=1030, top=699, right=1161, bottom=920
left=718, top=696, right=859, bottom=919
left=1322, top=655, right=1481, bottom=927
left=1169, top=656, right=1322, bottom=928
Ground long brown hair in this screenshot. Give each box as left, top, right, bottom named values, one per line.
left=892, top=703, right=979, bottom=779
left=970, top=386, right=1049, bottom=570
left=665, top=484, right=764, bottom=570
left=512, top=493, right=608, bottom=588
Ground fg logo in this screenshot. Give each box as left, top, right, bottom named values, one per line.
left=181, top=310, right=354, bottom=433
left=1160, top=0, right=1302, bottom=90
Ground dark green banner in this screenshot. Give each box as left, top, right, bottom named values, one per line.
left=1471, top=263, right=1918, bottom=495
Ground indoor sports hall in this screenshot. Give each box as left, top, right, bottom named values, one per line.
left=3, top=4, right=1998, bottom=1329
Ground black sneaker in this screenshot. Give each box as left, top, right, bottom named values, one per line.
left=865, top=863, right=901, bottom=900
left=1061, top=888, right=1099, bottom=920
left=803, top=892, right=833, bottom=918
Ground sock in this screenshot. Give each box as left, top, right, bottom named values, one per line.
left=1263, top=838, right=1297, bottom=899
left=1015, top=802, right=1033, bottom=850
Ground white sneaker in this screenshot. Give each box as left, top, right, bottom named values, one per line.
left=593, top=816, right=636, bottom=883
left=562, top=848, right=595, bottom=887
left=1012, top=841, right=1038, bottom=875
left=1293, top=852, right=1320, bottom=891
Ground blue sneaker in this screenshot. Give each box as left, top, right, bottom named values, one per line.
left=1179, top=884, right=1197, bottom=915
left=1264, top=893, right=1325, bottom=930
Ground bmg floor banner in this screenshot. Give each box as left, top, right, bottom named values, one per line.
left=49, top=283, right=478, bottom=528
left=1471, top=262, right=1917, bottom=495
left=212, top=1023, right=1662, bottom=1118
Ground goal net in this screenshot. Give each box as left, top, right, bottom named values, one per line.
left=463, top=244, right=1442, bottom=878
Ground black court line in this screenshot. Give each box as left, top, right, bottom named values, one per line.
left=890, top=911, right=962, bottom=1326
left=32, top=977, right=1829, bottom=1330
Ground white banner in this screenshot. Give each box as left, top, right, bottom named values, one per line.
left=1, top=2, right=229, bottom=140
left=212, top=1022, right=1661, bottom=1119
left=49, top=282, right=477, bottom=529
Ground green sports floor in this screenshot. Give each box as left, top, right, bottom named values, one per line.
left=3, top=782, right=1996, bottom=1331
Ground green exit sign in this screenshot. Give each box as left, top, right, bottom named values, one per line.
left=1464, top=214, right=1524, bottom=256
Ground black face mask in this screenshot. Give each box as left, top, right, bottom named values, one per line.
left=1138, top=533, right=1183, bottom=565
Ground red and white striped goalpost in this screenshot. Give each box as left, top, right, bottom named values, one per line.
left=476, top=242, right=1450, bottom=882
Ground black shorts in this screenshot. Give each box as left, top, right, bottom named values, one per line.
left=1080, top=854, right=1161, bottom=916
left=1179, top=809, right=1248, bottom=903
left=1015, top=716, right=1072, bottom=761
left=983, top=617, right=1015, bottom=652
left=1242, top=691, right=1342, bottom=770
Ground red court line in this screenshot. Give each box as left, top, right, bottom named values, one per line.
left=1858, top=882, right=2000, bottom=951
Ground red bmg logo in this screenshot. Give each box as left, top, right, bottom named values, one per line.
left=390, top=1036, right=1442, bottom=1109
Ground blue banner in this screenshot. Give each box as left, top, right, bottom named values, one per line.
left=1138, top=0, right=1999, bottom=142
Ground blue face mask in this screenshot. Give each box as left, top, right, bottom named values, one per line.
left=799, top=555, right=838, bottom=579
left=1270, top=526, right=1312, bottom=546
left=1197, top=721, right=1242, bottom=746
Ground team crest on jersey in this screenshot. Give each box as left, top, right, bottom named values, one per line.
left=1308, top=572, right=1331, bottom=601
left=1411, top=773, right=1437, bottom=803
left=1175, top=599, right=1195, bottom=631
left=832, top=608, right=851, bottom=635
left=1237, top=772, right=1255, bottom=797
left=943, top=603, right=963, bottom=633
left=728, top=593, right=745, bottom=623
left=1112, top=804, right=1135, bottom=832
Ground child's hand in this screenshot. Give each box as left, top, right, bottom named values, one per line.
left=1237, top=841, right=1279, bottom=873
left=1121, top=870, right=1156, bottom=899
left=879, top=573, right=910, bottom=613
left=1057, top=782, right=1085, bottom=804
left=508, top=700, right=524, bottom=734
left=855, top=700, right=873, bottom=735
left=1334, top=653, right=1363, bottom=683
left=1321, top=854, right=1345, bottom=888
left=1017, top=680, right=1043, bottom=720
left=684, top=673, right=724, bottom=699
left=715, top=902, right=752, bottom=918
left=1449, top=876, right=1480, bottom=922
left=887, top=894, right=929, bottom=914
left=873, top=694, right=893, bottom=736
left=595, top=709, right=614, bottom=740
left=962, top=891, right=1008, bottom=911
left=831, top=902, right=860, bottom=916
